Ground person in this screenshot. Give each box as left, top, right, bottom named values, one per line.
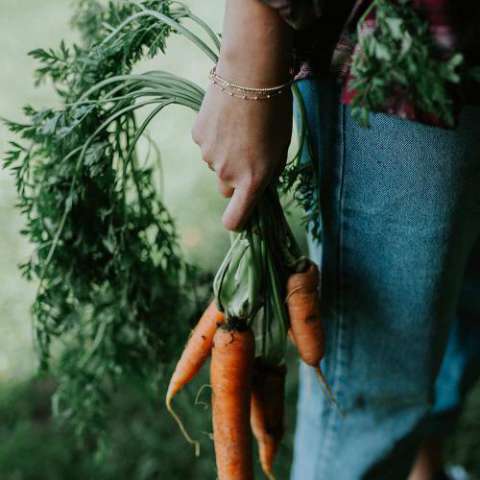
left=191, top=1, right=480, bottom=478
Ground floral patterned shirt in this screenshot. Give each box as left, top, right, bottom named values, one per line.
left=261, top=0, right=480, bottom=127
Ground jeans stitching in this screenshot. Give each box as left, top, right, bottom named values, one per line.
left=317, top=96, right=348, bottom=478
left=332, top=99, right=348, bottom=468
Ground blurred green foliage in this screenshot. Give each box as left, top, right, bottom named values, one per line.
left=0, top=360, right=300, bottom=480
left=0, top=373, right=479, bottom=480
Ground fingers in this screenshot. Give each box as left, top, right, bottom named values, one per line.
left=222, top=181, right=260, bottom=231
left=193, top=115, right=279, bottom=231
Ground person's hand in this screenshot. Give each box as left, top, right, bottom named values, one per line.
left=192, top=79, right=292, bottom=231
left=191, top=0, right=293, bottom=231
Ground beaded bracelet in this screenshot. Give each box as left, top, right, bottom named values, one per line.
left=209, top=65, right=293, bottom=100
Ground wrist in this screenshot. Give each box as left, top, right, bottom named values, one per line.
left=217, top=46, right=292, bottom=88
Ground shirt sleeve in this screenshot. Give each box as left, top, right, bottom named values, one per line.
left=260, top=0, right=324, bottom=29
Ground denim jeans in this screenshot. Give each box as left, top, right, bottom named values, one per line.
left=291, top=77, right=480, bottom=480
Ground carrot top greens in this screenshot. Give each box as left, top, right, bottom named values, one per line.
left=3, top=0, right=307, bottom=449
left=3, top=0, right=219, bottom=446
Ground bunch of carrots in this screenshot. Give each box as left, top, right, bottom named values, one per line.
left=166, top=187, right=335, bottom=479
left=6, top=0, right=335, bottom=472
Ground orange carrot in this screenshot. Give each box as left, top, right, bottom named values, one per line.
left=250, top=360, right=286, bottom=480
left=211, top=326, right=255, bottom=480
left=167, top=300, right=224, bottom=403
left=286, top=263, right=340, bottom=412
left=286, top=262, right=324, bottom=366
left=166, top=300, right=224, bottom=454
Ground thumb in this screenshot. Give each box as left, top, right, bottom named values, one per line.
left=222, top=182, right=259, bottom=231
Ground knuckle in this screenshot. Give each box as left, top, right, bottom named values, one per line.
left=199, top=144, right=213, bottom=165
left=216, top=163, right=230, bottom=182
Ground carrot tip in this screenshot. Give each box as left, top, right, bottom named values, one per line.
left=166, top=395, right=201, bottom=457
left=260, top=465, right=276, bottom=480
left=313, top=367, right=345, bottom=418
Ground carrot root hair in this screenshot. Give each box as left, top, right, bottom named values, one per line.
left=166, top=395, right=201, bottom=457
left=194, top=383, right=211, bottom=410
left=284, top=283, right=309, bottom=304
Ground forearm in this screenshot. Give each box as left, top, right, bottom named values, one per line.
left=217, top=0, right=293, bottom=87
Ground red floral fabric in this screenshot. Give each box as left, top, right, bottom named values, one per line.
left=262, top=0, right=480, bottom=126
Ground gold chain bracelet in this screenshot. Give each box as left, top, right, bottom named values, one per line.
left=209, top=65, right=293, bottom=100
